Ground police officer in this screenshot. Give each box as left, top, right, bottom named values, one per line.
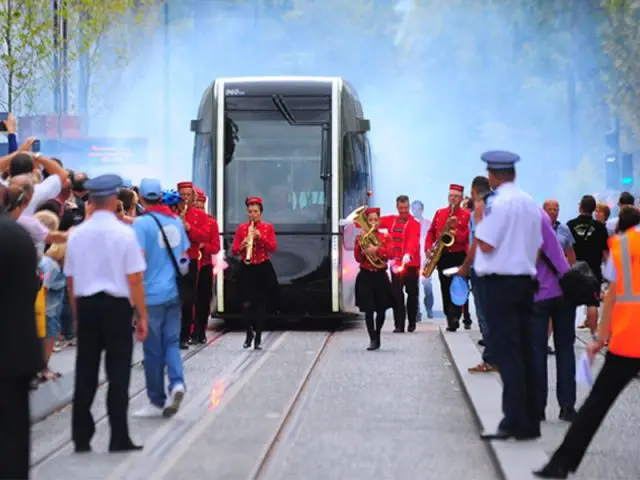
left=473, top=151, right=542, bottom=441
left=64, top=174, right=148, bottom=453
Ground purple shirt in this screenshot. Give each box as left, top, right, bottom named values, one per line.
left=535, top=210, right=569, bottom=302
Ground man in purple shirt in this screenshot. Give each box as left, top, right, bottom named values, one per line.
left=532, top=210, right=577, bottom=423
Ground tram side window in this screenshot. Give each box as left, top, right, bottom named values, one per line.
left=352, top=133, right=369, bottom=203
left=342, top=133, right=358, bottom=216
left=342, top=132, right=368, bottom=251
left=193, top=133, right=213, bottom=202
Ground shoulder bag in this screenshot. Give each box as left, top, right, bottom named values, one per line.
left=146, top=213, right=192, bottom=304
left=539, top=251, right=600, bottom=306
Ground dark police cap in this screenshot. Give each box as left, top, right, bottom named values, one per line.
left=84, top=174, right=123, bottom=198
left=481, top=151, right=520, bottom=170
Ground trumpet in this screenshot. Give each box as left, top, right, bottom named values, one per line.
left=244, top=221, right=256, bottom=264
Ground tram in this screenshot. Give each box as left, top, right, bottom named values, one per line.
left=191, top=76, right=373, bottom=320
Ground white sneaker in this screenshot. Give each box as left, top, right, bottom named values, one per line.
left=163, top=384, right=185, bottom=418
left=133, top=403, right=164, bottom=418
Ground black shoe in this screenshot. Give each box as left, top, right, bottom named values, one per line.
left=179, top=341, right=189, bottom=350
left=243, top=331, right=254, bottom=349
left=532, top=464, right=570, bottom=479
left=74, top=444, right=91, bottom=453
left=366, top=340, right=377, bottom=350
left=393, top=328, right=403, bottom=333
left=464, top=322, right=471, bottom=330
left=540, top=411, right=546, bottom=421
left=559, top=407, right=578, bottom=422
left=254, top=344, right=262, bottom=350
left=478, top=339, right=485, bottom=347
left=109, top=441, right=143, bottom=453
left=480, top=429, right=540, bottom=441
left=547, top=345, right=555, bottom=355
left=407, top=323, right=416, bottom=333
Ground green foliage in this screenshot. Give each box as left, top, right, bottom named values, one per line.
left=0, top=0, right=55, bottom=111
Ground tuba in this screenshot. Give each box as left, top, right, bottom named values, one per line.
left=422, top=204, right=456, bottom=278
left=244, top=221, right=256, bottom=264
left=349, top=205, right=388, bottom=270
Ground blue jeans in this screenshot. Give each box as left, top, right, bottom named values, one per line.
left=60, top=291, right=74, bottom=340
left=143, top=298, right=185, bottom=408
left=418, top=277, right=434, bottom=320
left=471, top=270, right=494, bottom=365
left=45, top=289, right=65, bottom=338
left=531, top=296, right=576, bottom=416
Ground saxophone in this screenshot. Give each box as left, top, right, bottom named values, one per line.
left=422, top=204, right=456, bottom=278
left=180, top=204, right=188, bottom=220
left=244, top=221, right=256, bottom=264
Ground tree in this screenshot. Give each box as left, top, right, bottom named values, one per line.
left=0, top=0, right=55, bottom=111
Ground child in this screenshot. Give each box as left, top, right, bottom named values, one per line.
left=39, top=242, right=67, bottom=381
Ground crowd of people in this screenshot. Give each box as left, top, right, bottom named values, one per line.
left=349, top=151, right=640, bottom=479
left=0, top=118, right=224, bottom=478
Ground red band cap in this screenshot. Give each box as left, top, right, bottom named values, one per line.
left=449, top=184, right=464, bottom=193
left=365, top=207, right=380, bottom=216
left=194, top=187, right=204, bottom=196
left=245, top=196, right=263, bottom=206
left=177, top=181, right=193, bottom=190
left=197, top=194, right=206, bottom=202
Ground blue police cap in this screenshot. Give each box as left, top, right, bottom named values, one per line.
left=122, top=178, right=133, bottom=188
left=481, top=151, right=520, bottom=170
left=84, top=174, right=123, bottom=198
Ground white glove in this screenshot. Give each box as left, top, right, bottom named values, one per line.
left=338, top=218, right=351, bottom=227
left=402, top=254, right=411, bottom=264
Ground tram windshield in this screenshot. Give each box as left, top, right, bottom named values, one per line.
left=223, top=95, right=331, bottom=232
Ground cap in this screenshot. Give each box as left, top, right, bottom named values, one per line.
left=139, top=178, right=163, bottom=201
left=122, top=178, right=133, bottom=188
left=162, top=190, right=182, bottom=206
left=84, top=174, right=123, bottom=198
left=177, top=181, right=193, bottom=190
left=365, top=207, right=380, bottom=216
left=197, top=192, right=207, bottom=202
left=245, top=196, right=263, bottom=206
left=481, top=150, right=520, bottom=170
left=449, top=184, right=464, bottom=193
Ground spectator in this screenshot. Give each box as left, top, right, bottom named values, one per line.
left=0, top=181, right=44, bottom=480
left=595, top=202, right=610, bottom=224
left=606, top=192, right=634, bottom=235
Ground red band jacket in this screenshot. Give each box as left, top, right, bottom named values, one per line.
left=231, top=220, right=277, bottom=264
left=199, top=216, right=221, bottom=268
left=184, top=206, right=212, bottom=260
left=424, top=206, right=470, bottom=254
left=378, top=214, right=421, bottom=268
left=354, top=230, right=392, bottom=272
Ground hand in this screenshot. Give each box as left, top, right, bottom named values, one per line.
left=135, top=313, right=148, bottom=342
left=18, top=136, right=37, bottom=153
left=449, top=229, right=457, bottom=238
left=254, top=229, right=261, bottom=239
left=586, top=340, right=603, bottom=363
left=457, top=264, right=470, bottom=277
left=364, top=245, right=378, bottom=255
left=241, top=237, right=248, bottom=247
left=5, top=113, right=16, bottom=133
left=355, top=232, right=363, bottom=241
left=183, top=221, right=191, bottom=231
left=402, top=254, right=411, bottom=264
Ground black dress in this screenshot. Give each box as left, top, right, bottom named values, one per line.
left=237, top=260, right=278, bottom=308
left=355, top=268, right=395, bottom=312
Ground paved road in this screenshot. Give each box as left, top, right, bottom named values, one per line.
left=32, top=320, right=499, bottom=480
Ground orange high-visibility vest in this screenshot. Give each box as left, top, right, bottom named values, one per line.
left=608, top=229, right=640, bottom=358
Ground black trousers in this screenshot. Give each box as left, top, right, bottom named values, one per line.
left=548, top=352, right=640, bottom=472
left=180, top=259, right=199, bottom=342
left=390, top=266, right=419, bottom=331
left=72, top=293, right=134, bottom=448
left=194, top=264, right=213, bottom=340
left=239, top=262, right=273, bottom=345
left=0, top=376, right=30, bottom=479
left=484, top=274, right=539, bottom=436
left=436, top=250, right=466, bottom=327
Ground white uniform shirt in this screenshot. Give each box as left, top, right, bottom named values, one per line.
left=64, top=210, right=146, bottom=298
left=601, top=225, right=640, bottom=282
left=23, top=175, right=62, bottom=215
left=474, top=182, right=542, bottom=276
left=606, top=217, right=617, bottom=236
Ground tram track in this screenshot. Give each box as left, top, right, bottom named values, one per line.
left=30, top=329, right=230, bottom=470
left=249, top=330, right=335, bottom=480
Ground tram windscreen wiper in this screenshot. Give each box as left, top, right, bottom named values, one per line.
left=271, top=95, right=297, bottom=125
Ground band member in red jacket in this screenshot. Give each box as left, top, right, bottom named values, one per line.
left=231, top=197, right=277, bottom=350
left=425, top=184, right=471, bottom=332
left=355, top=207, right=394, bottom=350
left=379, top=195, right=421, bottom=333
left=177, top=181, right=211, bottom=349
left=193, top=188, right=220, bottom=344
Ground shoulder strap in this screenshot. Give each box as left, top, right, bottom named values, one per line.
left=146, top=213, right=181, bottom=277
left=539, top=250, right=560, bottom=276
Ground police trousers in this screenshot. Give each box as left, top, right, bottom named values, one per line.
left=0, top=376, right=30, bottom=479
left=72, top=293, right=134, bottom=449
left=484, top=274, right=539, bottom=436
left=547, top=352, right=640, bottom=472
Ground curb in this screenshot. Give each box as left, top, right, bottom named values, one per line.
left=30, top=347, right=144, bottom=424
left=439, top=327, right=549, bottom=480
